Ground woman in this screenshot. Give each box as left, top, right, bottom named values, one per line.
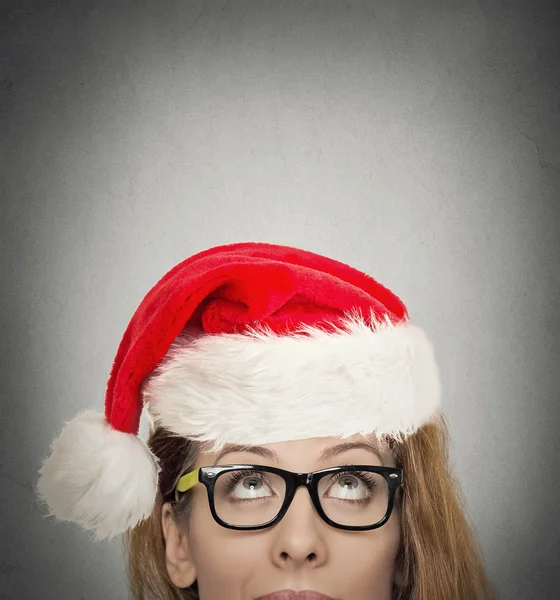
left=37, top=242, right=497, bottom=599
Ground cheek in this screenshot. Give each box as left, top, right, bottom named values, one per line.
left=331, top=509, right=402, bottom=590
left=187, top=494, right=267, bottom=595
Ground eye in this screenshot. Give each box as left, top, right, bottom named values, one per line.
left=323, top=471, right=377, bottom=502
left=223, top=470, right=277, bottom=501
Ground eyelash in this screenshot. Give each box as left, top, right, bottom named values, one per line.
left=330, top=470, right=377, bottom=493
left=222, top=469, right=268, bottom=495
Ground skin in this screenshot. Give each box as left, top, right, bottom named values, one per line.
left=162, top=434, right=402, bottom=600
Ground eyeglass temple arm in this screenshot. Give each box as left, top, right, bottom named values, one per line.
left=176, top=469, right=200, bottom=494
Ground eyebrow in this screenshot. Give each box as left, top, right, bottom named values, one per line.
left=214, top=441, right=385, bottom=466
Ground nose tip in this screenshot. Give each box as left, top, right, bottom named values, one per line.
left=279, top=548, right=318, bottom=565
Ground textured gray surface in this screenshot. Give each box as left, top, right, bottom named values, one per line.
left=1, top=1, right=559, bottom=599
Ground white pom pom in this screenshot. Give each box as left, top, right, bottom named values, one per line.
left=36, top=410, right=160, bottom=541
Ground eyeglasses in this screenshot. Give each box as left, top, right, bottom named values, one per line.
left=173, top=464, right=404, bottom=531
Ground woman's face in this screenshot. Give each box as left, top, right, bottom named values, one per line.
left=162, top=434, right=401, bottom=600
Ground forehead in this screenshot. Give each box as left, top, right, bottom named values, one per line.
left=200, top=432, right=396, bottom=466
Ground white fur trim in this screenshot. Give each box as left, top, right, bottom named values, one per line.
left=36, top=410, right=160, bottom=540
left=143, top=311, right=441, bottom=452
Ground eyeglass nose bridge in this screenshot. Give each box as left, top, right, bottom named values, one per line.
left=304, top=472, right=314, bottom=486
left=290, top=471, right=316, bottom=489
left=281, top=471, right=320, bottom=513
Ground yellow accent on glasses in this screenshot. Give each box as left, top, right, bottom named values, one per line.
left=176, top=469, right=200, bottom=494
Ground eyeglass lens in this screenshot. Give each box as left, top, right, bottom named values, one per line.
left=213, top=468, right=389, bottom=527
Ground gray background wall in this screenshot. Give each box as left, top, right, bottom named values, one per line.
left=1, top=1, right=559, bottom=598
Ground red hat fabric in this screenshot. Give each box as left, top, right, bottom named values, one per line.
left=37, top=241, right=441, bottom=540
left=107, top=241, right=409, bottom=435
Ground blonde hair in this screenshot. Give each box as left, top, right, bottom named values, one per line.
left=123, top=411, right=498, bottom=599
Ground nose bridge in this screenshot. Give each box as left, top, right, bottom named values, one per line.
left=294, top=471, right=313, bottom=488
left=287, top=472, right=315, bottom=512
left=267, top=469, right=330, bottom=569
left=279, top=472, right=323, bottom=529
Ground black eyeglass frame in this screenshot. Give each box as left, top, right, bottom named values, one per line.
left=172, top=463, right=404, bottom=531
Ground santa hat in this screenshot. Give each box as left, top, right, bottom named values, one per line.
left=36, top=241, right=441, bottom=540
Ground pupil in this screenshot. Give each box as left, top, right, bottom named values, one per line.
left=341, top=477, right=357, bottom=488
left=244, top=478, right=260, bottom=490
